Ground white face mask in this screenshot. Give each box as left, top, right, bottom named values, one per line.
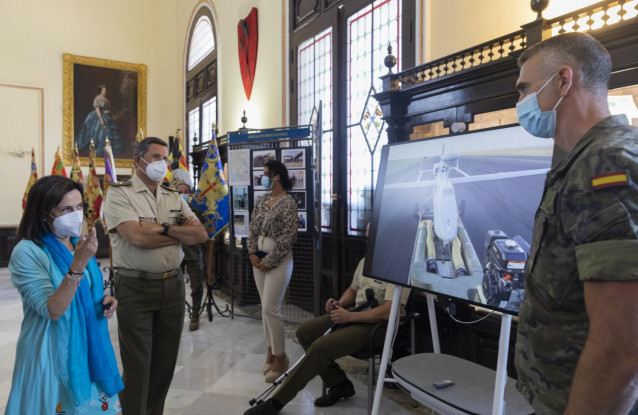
left=50, top=210, right=84, bottom=238
left=140, top=157, right=168, bottom=182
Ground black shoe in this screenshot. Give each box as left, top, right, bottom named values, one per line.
left=314, top=379, right=355, bottom=407
left=244, top=398, right=282, bottom=415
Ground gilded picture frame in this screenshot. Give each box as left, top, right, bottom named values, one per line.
left=63, top=53, right=146, bottom=168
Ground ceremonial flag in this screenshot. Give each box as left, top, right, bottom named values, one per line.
left=170, top=136, right=189, bottom=172
left=103, top=147, right=115, bottom=196
left=165, top=135, right=189, bottom=183
left=104, top=138, right=118, bottom=182
left=100, top=144, right=117, bottom=232
left=22, top=147, right=38, bottom=211
left=190, top=131, right=229, bottom=238
left=84, top=141, right=103, bottom=228
left=51, top=147, right=67, bottom=177
left=70, top=144, right=84, bottom=184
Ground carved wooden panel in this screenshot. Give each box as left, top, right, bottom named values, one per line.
left=294, top=0, right=320, bottom=29
left=0, top=227, right=18, bottom=268
left=186, top=80, right=195, bottom=102
left=195, top=72, right=205, bottom=96
left=206, top=62, right=217, bottom=89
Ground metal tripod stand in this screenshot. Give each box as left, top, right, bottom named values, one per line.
left=185, top=279, right=231, bottom=321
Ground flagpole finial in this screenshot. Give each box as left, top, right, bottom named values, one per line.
left=106, top=137, right=110, bottom=144
left=175, top=128, right=181, bottom=138
left=241, top=110, right=248, bottom=130
left=211, top=123, right=217, bottom=136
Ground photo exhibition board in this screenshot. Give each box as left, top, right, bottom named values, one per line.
left=229, top=146, right=312, bottom=237
left=364, top=126, right=554, bottom=315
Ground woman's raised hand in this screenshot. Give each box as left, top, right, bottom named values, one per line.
left=69, top=227, right=98, bottom=272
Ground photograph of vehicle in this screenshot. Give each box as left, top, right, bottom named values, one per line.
left=365, top=126, right=554, bottom=314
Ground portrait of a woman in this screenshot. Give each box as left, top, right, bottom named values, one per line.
left=76, top=84, right=121, bottom=156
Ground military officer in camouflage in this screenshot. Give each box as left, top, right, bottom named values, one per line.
left=104, top=137, right=208, bottom=415
left=514, top=33, right=638, bottom=414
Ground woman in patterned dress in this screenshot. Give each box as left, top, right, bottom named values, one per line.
left=248, top=160, right=298, bottom=383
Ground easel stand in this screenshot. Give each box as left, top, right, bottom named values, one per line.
left=372, top=291, right=532, bottom=415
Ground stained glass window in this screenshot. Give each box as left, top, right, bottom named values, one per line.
left=347, top=0, right=401, bottom=235
left=188, top=16, right=215, bottom=70
left=297, top=28, right=333, bottom=231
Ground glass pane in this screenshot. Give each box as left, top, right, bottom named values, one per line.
left=188, top=16, right=216, bottom=70
left=297, top=27, right=333, bottom=232
left=188, top=107, right=200, bottom=155
left=202, top=96, right=217, bottom=142
left=346, top=0, right=401, bottom=235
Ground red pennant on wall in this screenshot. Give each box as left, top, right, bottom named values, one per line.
left=238, top=7, right=258, bottom=100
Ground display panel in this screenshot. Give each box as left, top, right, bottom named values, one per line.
left=364, top=126, right=553, bottom=314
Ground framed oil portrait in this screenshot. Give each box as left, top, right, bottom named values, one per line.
left=63, top=53, right=146, bottom=168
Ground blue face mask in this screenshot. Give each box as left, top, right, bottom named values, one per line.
left=516, top=73, right=564, bottom=138
left=261, top=175, right=272, bottom=189
left=180, top=193, right=190, bottom=203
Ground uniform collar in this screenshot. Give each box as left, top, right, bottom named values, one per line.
left=131, top=174, right=172, bottom=195
left=550, top=115, right=629, bottom=179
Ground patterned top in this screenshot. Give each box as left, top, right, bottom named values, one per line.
left=247, top=193, right=298, bottom=269
left=515, top=116, right=638, bottom=415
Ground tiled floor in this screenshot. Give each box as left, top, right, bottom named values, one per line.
left=0, top=266, right=434, bottom=414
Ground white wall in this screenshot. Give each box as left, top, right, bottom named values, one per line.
left=170, top=0, right=285, bottom=134
left=0, top=0, right=286, bottom=226
left=0, top=0, right=594, bottom=226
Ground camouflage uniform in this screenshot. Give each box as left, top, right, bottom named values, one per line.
left=515, top=115, right=638, bottom=415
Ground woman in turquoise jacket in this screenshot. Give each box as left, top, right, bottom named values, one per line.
left=6, top=176, right=123, bottom=414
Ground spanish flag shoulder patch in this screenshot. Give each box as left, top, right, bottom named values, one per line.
left=592, top=171, right=629, bottom=190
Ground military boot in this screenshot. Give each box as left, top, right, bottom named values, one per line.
left=189, top=307, right=200, bottom=331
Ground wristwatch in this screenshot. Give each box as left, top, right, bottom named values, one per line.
left=161, top=222, right=170, bottom=235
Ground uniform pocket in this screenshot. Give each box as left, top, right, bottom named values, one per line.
left=138, top=209, right=157, bottom=223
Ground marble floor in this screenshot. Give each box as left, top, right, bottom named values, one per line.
left=0, top=266, right=436, bottom=414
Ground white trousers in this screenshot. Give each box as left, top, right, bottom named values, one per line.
left=252, top=235, right=293, bottom=355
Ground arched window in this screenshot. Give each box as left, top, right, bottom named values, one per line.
left=186, top=8, right=217, bottom=161
left=188, top=16, right=216, bottom=70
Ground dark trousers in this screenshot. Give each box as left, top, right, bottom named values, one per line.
left=273, top=314, right=385, bottom=405
left=181, top=244, right=204, bottom=311
left=114, top=271, right=185, bottom=415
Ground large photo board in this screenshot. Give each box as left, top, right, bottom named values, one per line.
left=365, top=126, right=553, bottom=314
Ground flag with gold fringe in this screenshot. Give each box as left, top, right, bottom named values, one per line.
left=190, top=131, right=229, bottom=238
left=51, top=147, right=67, bottom=177
left=70, top=144, right=84, bottom=184
left=84, top=141, right=103, bottom=228
left=22, top=148, right=38, bottom=211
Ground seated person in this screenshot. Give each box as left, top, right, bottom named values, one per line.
left=245, top=227, right=410, bottom=415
